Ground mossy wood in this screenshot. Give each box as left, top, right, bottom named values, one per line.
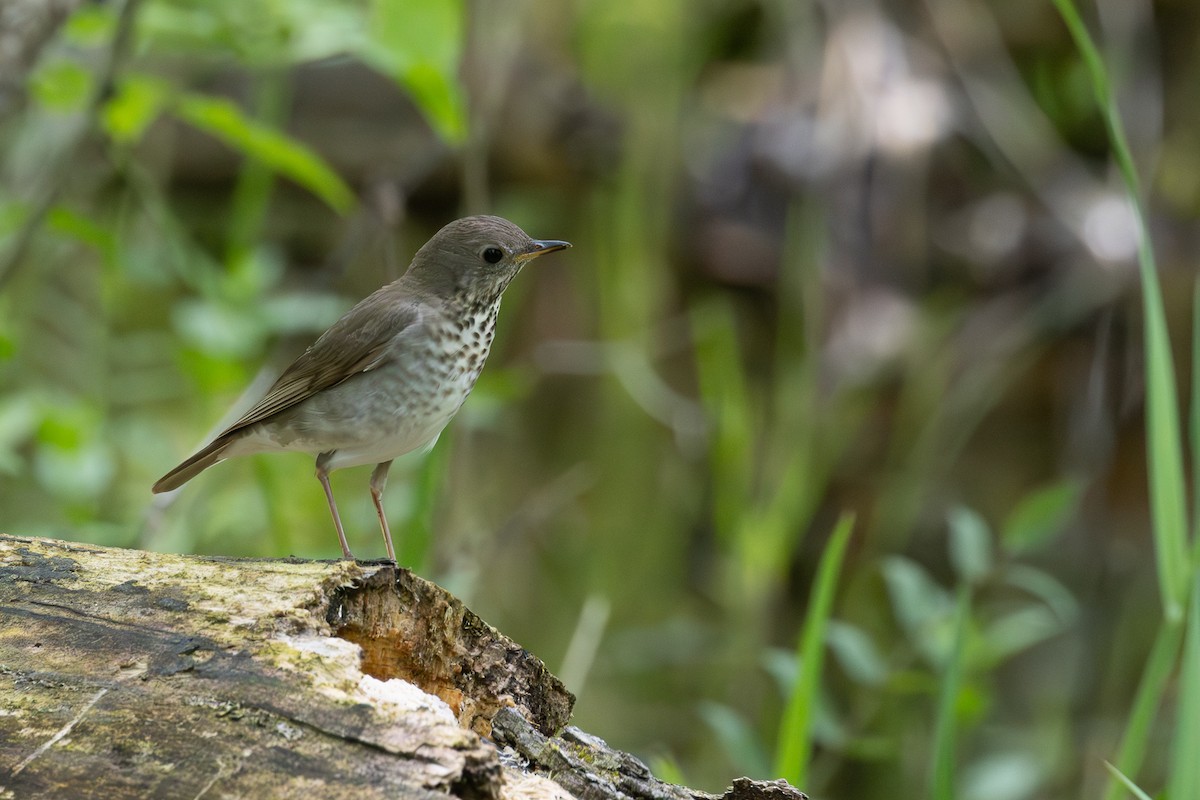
left=0, top=535, right=807, bottom=800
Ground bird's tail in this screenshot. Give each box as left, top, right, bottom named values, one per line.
left=152, top=437, right=232, bottom=493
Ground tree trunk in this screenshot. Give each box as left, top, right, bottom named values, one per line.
left=0, top=534, right=807, bottom=800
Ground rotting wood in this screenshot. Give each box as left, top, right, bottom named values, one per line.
left=492, top=708, right=809, bottom=800
left=331, top=566, right=573, bottom=738
left=0, top=534, right=807, bottom=800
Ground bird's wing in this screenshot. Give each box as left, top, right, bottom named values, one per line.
left=216, top=294, right=423, bottom=438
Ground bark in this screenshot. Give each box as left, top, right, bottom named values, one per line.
left=0, top=534, right=807, bottom=800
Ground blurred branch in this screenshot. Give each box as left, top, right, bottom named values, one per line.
left=0, top=0, right=143, bottom=293
left=0, top=0, right=87, bottom=121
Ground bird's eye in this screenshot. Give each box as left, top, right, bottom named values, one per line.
left=482, top=247, right=504, bottom=264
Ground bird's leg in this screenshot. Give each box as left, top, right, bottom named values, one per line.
left=370, top=460, right=396, bottom=562
left=316, top=453, right=354, bottom=560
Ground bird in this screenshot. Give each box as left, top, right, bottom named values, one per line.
left=153, top=215, right=571, bottom=561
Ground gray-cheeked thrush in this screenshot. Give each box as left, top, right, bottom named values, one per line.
left=153, top=215, right=571, bottom=560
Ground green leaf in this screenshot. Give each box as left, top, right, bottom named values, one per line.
left=32, top=402, right=114, bottom=500
left=46, top=206, right=117, bottom=266
left=1001, top=479, right=1083, bottom=555
left=33, top=438, right=116, bottom=500
left=699, top=702, right=770, bottom=779
left=172, top=299, right=268, bottom=359
left=103, top=75, right=171, bottom=145
left=64, top=4, right=116, bottom=45
left=260, top=293, right=349, bottom=336
left=401, top=62, right=467, bottom=143
left=882, top=556, right=952, bottom=641
left=761, top=648, right=799, bottom=695
left=365, top=0, right=467, bottom=143
left=960, top=752, right=1043, bottom=800
left=30, top=60, right=93, bottom=111
left=173, top=93, right=355, bottom=213
left=948, top=506, right=992, bottom=585
left=979, top=606, right=1065, bottom=664
left=39, top=412, right=85, bottom=450
left=647, top=755, right=687, bottom=788
left=1002, top=564, right=1080, bottom=625
left=826, top=621, right=888, bottom=686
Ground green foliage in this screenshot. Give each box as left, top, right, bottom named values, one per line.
left=824, top=621, right=888, bottom=687
left=700, top=701, right=771, bottom=780
left=691, top=205, right=863, bottom=606
left=29, top=60, right=93, bottom=111
left=174, top=94, right=355, bottom=213
left=103, top=76, right=171, bottom=144
left=138, top=0, right=362, bottom=64
left=365, top=0, right=466, bottom=143
left=46, top=207, right=118, bottom=268
left=948, top=507, right=992, bottom=586
left=2, top=0, right=1196, bottom=797
left=1000, top=479, right=1083, bottom=555
left=773, top=512, right=854, bottom=787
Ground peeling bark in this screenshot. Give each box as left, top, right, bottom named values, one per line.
left=0, top=535, right=806, bottom=800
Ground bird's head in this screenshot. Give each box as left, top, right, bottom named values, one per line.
left=406, top=215, right=571, bottom=306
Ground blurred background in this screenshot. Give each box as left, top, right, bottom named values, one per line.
left=1, top=0, right=1196, bottom=797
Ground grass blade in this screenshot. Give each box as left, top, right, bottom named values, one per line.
left=930, top=583, right=971, bottom=800
left=1192, top=276, right=1200, bottom=545
left=1104, top=761, right=1155, bottom=800
left=1050, top=7, right=1196, bottom=800
left=1051, top=0, right=1189, bottom=620
left=1168, top=577, right=1200, bottom=800
left=1102, top=619, right=1183, bottom=800
left=773, top=511, right=855, bottom=788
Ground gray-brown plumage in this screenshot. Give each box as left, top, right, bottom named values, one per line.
left=153, top=215, right=570, bottom=560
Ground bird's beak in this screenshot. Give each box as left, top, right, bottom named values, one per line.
left=516, top=239, right=572, bottom=264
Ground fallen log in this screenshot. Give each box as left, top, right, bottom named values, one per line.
left=0, top=534, right=806, bottom=800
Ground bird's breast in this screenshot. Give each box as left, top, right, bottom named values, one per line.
left=246, top=300, right=502, bottom=468
left=415, top=302, right=500, bottom=413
